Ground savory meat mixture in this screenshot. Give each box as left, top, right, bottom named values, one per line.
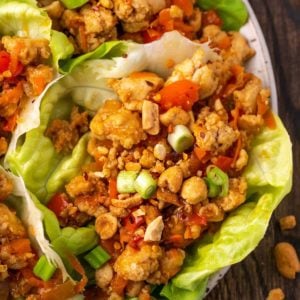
left=0, top=36, right=54, bottom=156
left=38, top=0, right=217, bottom=54
left=0, top=172, right=36, bottom=298
left=44, top=24, right=275, bottom=299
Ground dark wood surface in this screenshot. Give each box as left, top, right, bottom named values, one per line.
left=206, top=0, right=300, bottom=299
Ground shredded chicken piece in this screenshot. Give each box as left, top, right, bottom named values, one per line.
left=166, top=48, right=219, bottom=99
left=114, top=0, right=153, bottom=33
left=114, top=244, right=162, bottom=281
left=1, top=36, right=51, bottom=65
left=61, top=4, right=117, bottom=53
left=90, top=100, right=146, bottom=149
left=46, top=106, right=89, bottom=153
left=109, top=73, right=164, bottom=111
left=193, top=109, right=239, bottom=155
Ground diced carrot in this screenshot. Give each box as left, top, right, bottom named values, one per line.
left=230, top=105, right=240, bottom=130
left=257, top=94, right=269, bottom=115
left=166, top=234, right=184, bottom=244
left=232, top=136, right=243, bottom=166
left=216, top=35, right=231, bottom=50
left=10, top=238, right=32, bottom=254
left=68, top=255, right=87, bottom=293
left=32, top=76, right=47, bottom=96
left=264, top=110, right=277, bottom=129
left=111, top=274, right=128, bottom=296
left=168, top=124, right=174, bottom=133
left=158, top=80, right=200, bottom=111
left=172, top=0, right=194, bottom=16
left=108, top=178, right=118, bottom=199
left=194, top=147, right=207, bottom=161
left=129, top=72, right=158, bottom=79
left=158, top=9, right=174, bottom=31
left=142, top=29, right=162, bottom=43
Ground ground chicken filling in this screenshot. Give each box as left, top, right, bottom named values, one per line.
left=42, top=24, right=275, bottom=300
left=0, top=36, right=54, bottom=156
left=38, top=0, right=220, bottom=54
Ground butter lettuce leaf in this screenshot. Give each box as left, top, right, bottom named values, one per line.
left=197, top=0, right=248, bottom=31
left=0, top=0, right=51, bottom=39
left=2, top=167, right=71, bottom=282
left=162, top=116, right=292, bottom=298
left=50, top=30, right=75, bottom=70
left=60, top=40, right=127, bottom=74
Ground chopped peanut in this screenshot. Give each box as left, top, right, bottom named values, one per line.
left=181, top=176, right=207, bottom=204
left=158, top=166, right=183, bottom=193
left=279, top=215, right=296, bottom=231
left=266, top=288, right=285, bottom=300
left=274, top=242, right=300, bottom=279
left=144, top=216, right=164, bottom=242
left=95, top=213, right=118, bottom=240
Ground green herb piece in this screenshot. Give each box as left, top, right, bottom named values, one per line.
left=117, top=171, right=138, bottom=194
left=33, top=255, right=56, bottom=281
left=167, top=125, right=194, bottom=153
left=134, top=170, right=157, bottom=199
left=84, top=246, right=111, bottom=269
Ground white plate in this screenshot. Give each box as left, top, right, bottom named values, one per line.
left=203, top=0, right=277, bottom=297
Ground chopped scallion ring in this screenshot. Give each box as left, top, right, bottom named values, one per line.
left=167, top=125, right=194, bottom=153
left=134, top=170, right=157, bottom=199
left=84, top=246, right=111, bottom=269
left=33, top=255, right=57, bottom=281
left=204, top=177, right=221, bottom=198
left=117, top=170, right=138, bottom=194
left=206, top=166, right=229, bottom=197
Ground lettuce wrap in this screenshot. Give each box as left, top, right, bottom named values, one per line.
left=6, top=29, right=292, bottom=299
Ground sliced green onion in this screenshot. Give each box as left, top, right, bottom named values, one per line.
left=33, top=255, right=57, bottom=281
left=84, top=246, right=111, bottom=269
left=134, top=170, right=157, bottom=199
left=167, top=125, right=194, bottom=153
left=204, top=178, right=221, bottom=198
left=206, top=166, right=229, bottom=197
left=117, top=171, right=138, bottom=194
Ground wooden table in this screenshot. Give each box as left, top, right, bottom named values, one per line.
left=206, top=0, right=300, bottom=299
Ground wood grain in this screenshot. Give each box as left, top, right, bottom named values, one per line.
left=206, top=0, right=300, bottom=299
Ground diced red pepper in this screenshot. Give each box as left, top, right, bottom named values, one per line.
left=47, top=193, right=69, bottom=217
left=123, top=214, right=144, bottom=233
left=214, top=155, right=233, bottom=172
left=158, top=80, right=200, bottom=111
left=186, top=213, right=207, bottom=226
left=128, top=235, right=144, bottom=249
left=0, top=51, right=10, bottom=73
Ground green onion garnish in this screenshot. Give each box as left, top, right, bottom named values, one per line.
left=167, top=125, right=194, bottom=153
left=206, top=166, right=229, bottom=197
left=134, top=170, right=157, bottom=199
left=117, top=171, right=138, bottom=194
left=204, top=177, right=221, bottom=198
left=84, top=246, right=111, bottom=269
left=33, top=255, right=57, bottom=281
